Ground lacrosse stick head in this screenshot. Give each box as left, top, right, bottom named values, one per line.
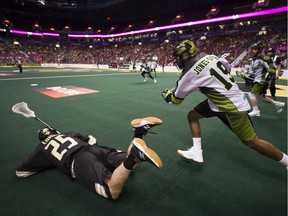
left=12, top=102, right=36, bottom=118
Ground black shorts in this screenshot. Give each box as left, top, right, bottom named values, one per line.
left=194, top=99, right=256, bottom=141
left=73, top=145, right=127, bottom=199
left=194, top=99, right=231, bottom=127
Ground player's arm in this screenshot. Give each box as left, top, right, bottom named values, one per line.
left=16, top=146, right=52, bottom=178
left=219, top=58, right=231, bottom=73
left=162, top=71, right=197, bottom=104
left=64, top=132, right=97, bottom=145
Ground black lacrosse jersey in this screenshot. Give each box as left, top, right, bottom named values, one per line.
left=17, top=132, right=91, bottom=176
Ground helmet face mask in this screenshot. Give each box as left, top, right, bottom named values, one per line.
left=38, top=127, right=58, bottom=141
left=174, top=52, right=190, bottom=70
left=173, top=40, right=197, bottom=69
left=251, top=48, right=260, bottom=57
left=251, top=43, right=263, bottom=57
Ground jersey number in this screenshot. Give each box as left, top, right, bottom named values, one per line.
left=44, top=135, right=78, bottom=161
left=209, top=61, right=234, bottom=90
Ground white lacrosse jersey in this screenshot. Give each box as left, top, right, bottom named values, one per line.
left=150, top=61, right=157, bottom=69
left=250, top=57, right=269, bottom=83
left=174, top=55, right=251, bottom=112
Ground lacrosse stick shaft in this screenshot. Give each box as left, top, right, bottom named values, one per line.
left=34, top=117, right=53, bottom=129
left=235, top=71, right=254, bottom=81
left=12, top=102, right=57, bottom=131
left=241, top=76, right=254, bottom=81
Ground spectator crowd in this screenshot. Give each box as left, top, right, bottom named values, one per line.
left=0, top=30, right=286, bottom=68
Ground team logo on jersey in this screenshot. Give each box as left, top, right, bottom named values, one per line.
left=33, top=86, right=99, bottom=98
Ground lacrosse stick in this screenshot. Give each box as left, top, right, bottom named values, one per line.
left=12, top=102, right=54, bottom=130
left=235, top=70, right=254, bottom=81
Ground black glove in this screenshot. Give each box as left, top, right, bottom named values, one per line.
left=265, top=72, right=273, bottom=81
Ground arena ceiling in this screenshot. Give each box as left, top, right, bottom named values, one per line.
left=0, top=0, right=286, bottom=32
left=0, top=0, right=258, bottom=23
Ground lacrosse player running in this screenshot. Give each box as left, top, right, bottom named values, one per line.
left=161, top=39, right=288, bottom=169
left=16, top=117, right=163, bottom=200
left=262, top=47, right=282, bottom=100
left=140, top=60, right=157, bottom=83
left=149, top=60, right=158, bottom=77
left=247, top=43, right=285, bottom=117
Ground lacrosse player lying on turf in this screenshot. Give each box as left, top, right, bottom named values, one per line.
left=16, top=117, right=163, bottom=200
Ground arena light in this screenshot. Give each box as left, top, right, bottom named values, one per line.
left=68, top=6, right=287, bottom=38
left=43, top=32, right=60, bottom=37
left=10, top=29, right=59, bottom=37
left=206, top=6, right=220, bottom=18
left=8, top=6, right=287, bottom=39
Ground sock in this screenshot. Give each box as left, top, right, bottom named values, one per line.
left=193, top=137, right=202, bottom=151
left=123, top=153, right=137, bottom=170
left=253, top=106, right=259, bottom=111
left=133, top=132, right=143, bottom=139
left=279, top=153, right=288, bottom=167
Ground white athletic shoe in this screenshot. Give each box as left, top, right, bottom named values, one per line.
left=248, top=110, right=261, bottom=117
left=144, top=78, right=147, bottom=82
left=154, top=79, right=157, bottom=83
left=177, top=147, right=204, bottom=163
left=275, top=101, right=285, bottom=113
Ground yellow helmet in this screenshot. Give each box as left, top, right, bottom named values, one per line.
left=173, top=40, right=197, bottom=58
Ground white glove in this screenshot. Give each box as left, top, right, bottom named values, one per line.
left=88, top=135, right=97, bottom=145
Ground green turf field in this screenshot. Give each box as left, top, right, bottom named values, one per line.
left=0, top=67, right=287, bottom=216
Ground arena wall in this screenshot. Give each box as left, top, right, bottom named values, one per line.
left=39, top=63, right=288, bottom=80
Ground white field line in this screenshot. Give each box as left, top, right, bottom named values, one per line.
left=0, top=72, right=138, bottom=81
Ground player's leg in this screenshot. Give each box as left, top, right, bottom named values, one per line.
left=73, top=150, right=114, bottom=199
left=261, top=95, right=285, bottom=112
left=244, top=136, right=287, bottom=166
left=107, top=117, right=163, bottom=199
left=108, top=138, right=162, bottom=199
left=153, top=69, right=157, bottom=77
left=72, top=147, right=144, bottom=200
left=269, top=75, right=276, bottom=99
left=148, top=71, right=157, bottom=83
left=248, top=83, right=262, bottom=116
left=106, top=163, right=131, bottom=200
left=177, top=99, right=214, bottom=163
left=225, top=112, right=288, bottom=168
